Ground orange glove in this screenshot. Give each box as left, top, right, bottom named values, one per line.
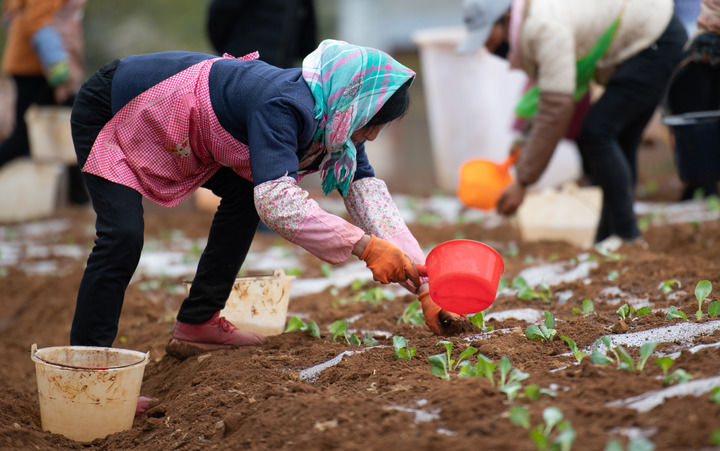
left=419, top=291, right=465, bottom=336
left=360, top=235, right=421, bottom=286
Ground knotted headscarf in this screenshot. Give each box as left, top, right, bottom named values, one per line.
left=302, top=40, right=415, bottom=195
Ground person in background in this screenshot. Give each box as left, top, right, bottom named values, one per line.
left=458, top=0, right=686, bottom=243
left=68, top=40, right=464, bottom=361
left=206, top=0, right=316, bottom=69
left=0, top=0, right=89, bottom=205
left=665, top=0, right=720, bottom=199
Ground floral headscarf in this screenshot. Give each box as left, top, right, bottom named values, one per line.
left=302, top=39, right=415, bottom=195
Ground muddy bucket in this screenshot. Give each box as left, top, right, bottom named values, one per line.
left=185, top=269, right=295, bottom=336
left=31, top=344, right=149, bottom=442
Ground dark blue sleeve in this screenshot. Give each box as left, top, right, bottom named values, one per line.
left=353, top=142, right=375, bottom=180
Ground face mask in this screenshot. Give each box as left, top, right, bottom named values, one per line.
left=493, top=41, right=510, bottom=59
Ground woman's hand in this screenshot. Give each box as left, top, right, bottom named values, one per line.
left=355, top=235, right=420, bottom=286
left=497, top=181, right=526, bottom=215
left=418, top=290, right=466, bottom=335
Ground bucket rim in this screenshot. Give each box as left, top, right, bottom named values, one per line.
left=184, top=268, right=296, bottom=286
left=429, top=239, right=503, bottom=259
left=31, top=344, right=149, bottom=371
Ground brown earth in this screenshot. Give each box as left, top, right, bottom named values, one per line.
left=1, top=142, right=720, bottom=451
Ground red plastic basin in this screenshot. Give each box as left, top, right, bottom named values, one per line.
left=419, top=240, right=504, bottom=315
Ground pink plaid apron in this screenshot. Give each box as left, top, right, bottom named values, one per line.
left=83, top=53, right=257, bottom=207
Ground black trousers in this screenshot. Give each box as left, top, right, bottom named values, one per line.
left=578, top=15, right=686, bottom=242
left=69, top=60, right=259, bottom=347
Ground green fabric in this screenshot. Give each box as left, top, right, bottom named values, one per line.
left=515, top=15, right=622, bottom=119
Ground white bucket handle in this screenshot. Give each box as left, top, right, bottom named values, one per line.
left=31, top=343, right=149, bottom=370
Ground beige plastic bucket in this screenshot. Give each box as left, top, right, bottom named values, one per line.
left=24, top=106, right=78, bottom=165
left=31, top=344, right=149, bottom=442
left=517, top=183, right=602, bottom=249
left=185, top=269, right=295, bottom=337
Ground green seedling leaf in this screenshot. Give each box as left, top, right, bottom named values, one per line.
left=437, top=340, right=454, bottom=368
left=655, top=356, right=674, bottom=376
left=636, top=306, right=652, bottom=317
left=320, top=263, right=333, bottom=277
left=709, top=301, right=720, bottom=318
left=628, top=437, right=655, bottom=451
left=616, top=304, right=630, bottom=321
left=560, top=335, right=588, bottom=363
left=580, top=299, right=595, bottom=315
left=350, top=278, right=365, bottom=291
left=474, top=354, right=496, bottom=385
left=524, top=384, right=558, bottom=401
left=428, top=353, right=449, bottom=379
left=605, top=439, right=624, bottom=451
left=665, top=368, right=693, bottom=385
left=554, top=422, right=576, bottom=451
left=500, top=382, right=523, bottom=400
left=637, top=342, right=657, bottom=371
left=709, top=386, right=720, bottom=404
left=307, top=321, right=321, bottom=338
left=542, top=407, right=563, bottom=435
left=530, top=424, right=549, bottom=451
left=347, top=333, right=362, bottom=346
left=665, top=306, right=688, bottom=321
left=498, top=356, right=512, bottom=386
left=525, top=325, right=544, bottom=341
left=393, top=335, right=411, bottom=359
left=616, top=345, right=635, bottom=371
left=544, top=311, right=555, bottom=329
left=455, top=346, right=478, bottom=370
left=285, top=316, right=306, bottom=333
left=363, top=334, right=378, bottom=347
left=509, top=405, right=530, bottom=429
left=468, top=310, right=494, bottom=331
left=497, top=276, right=509, bottom=291
left=284, top=267, right=304, bottom=276
left=661, top=279, right=681, bottom=295
left=710, top=429, right=720, bottom=447
left=398, top=300, right=424, bottom=325
left=608, top=270, right=620, bottom=281
left=695, top=280, right=712, bottom=320
left=328, top=319, right=348, bottom=342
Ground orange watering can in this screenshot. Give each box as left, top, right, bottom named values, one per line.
left=457, top=150, right=519, bottom=210
left=416, top=240, right=505, bottom=315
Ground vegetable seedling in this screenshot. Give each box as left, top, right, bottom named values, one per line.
left=525, top=312, right=557, bottom=342
left=498, top=356, right=530, bottom=401
left=709, top=301, right=720, bottom=318
left=328, top=319, right=361, bottom=345
left=511, top=406, right=576, bottom=451
left=665, top=306, right=688, bottom=321
left=665, top=368, right=693, bottom=385
left=560, top=335, right=588, bottom=363
left=590, top=337, right=657, bottom=372
left=398, top=300, right=424, bottom=325
left=660, top=279, right=681, bottom=295
left=654, top=356, right=674, bottom=379
left=458, top=353, right=496, bottom=385
left=285, top=316, right=321, bottom=338
left=512, top=277, right=552, bottom=302
left=320, top=263, right=333, bottom=277
left=711, top=429, right=720, bottom=447
left=428, top=341, right=478, bottom=379
left=468, top=309, right=494, bottom=332
left=709, top=386, right=720, bottom=404
left=392, top=335, right=415, bottom=360
left=694, top=280, right=712, bottom=320
left=571, top=299, right=595, bottom=317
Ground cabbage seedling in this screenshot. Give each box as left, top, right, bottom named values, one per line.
left=709, top=301, right=720, bottom=318
left=711, top=430, right=720, bottom=447
left=660, top=279, right=681, bottom=295
left=428, top=341, right=478, bottom=379
left=710, top=387, right=720, bottom=404
left=458, top=353, right=496, bottom=384
left=511, top=406, right=576, bottom=451
left=665, top=306, right=688, bottom=321
left=398, top=300, right=424, bottom=325
left=468, top=309, right=494, bottom=332
left=498, top=356, right=530, bottom=400
left=572, top=299, right=595, bottom=317
left=560, top=335, right=588, bottom=363
left=590, top=337, right=657, bottom=372
left=285, top=316, right=321, bottom=338
left=695, top=280, right=712, bottom=320
left=512, top=277, right=552, bottom=302
left=665, top=368, right=693, bottom=385
left=328, top=319, right=361, bottom=345
left=392, top=335, right=416, bottom=360
left=525, top=312, right=557, bottom=342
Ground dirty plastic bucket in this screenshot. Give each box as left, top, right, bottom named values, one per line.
left=457, top=152, right=518, bottom=210
left=31, top=344, right=149, bottom=442
left=663, top=110, right=720, bottom=183
left=418, top=240, right=504, bottom=314
left=185, top=269, right=295, bottom=337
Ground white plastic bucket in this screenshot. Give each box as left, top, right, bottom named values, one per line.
left=31, top=344, right=149, bottom=442
left=24, top=105, right=78, bottom=165
left=185, top=269, right=295, bottom=337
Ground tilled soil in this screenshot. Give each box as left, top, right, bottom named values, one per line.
left=1, top=199, right=719, bottom=450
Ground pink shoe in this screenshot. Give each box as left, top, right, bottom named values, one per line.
left=165, top=311, right=264, bottom=359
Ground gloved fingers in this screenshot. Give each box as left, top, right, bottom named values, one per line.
left=404, top=256, right=421, bottom=287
